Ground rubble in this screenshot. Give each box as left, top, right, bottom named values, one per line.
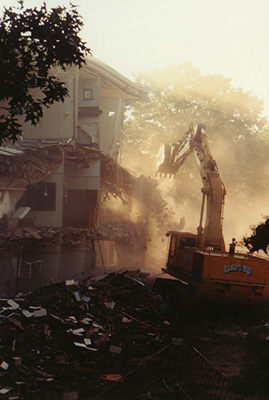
left=0, top=271, right=253, bottom=400
left=0, top=224, right=131, bottom=256
left=0, top=271, right=173, bottom=399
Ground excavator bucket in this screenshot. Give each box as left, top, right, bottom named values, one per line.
left=155, top=144, right=178, bottom=178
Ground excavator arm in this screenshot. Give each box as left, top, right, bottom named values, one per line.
left=157, top=123, right=226, bottom=252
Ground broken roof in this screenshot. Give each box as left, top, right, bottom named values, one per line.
left=0, top=142, right=131, bottom=193
left=0, top=142, right=173, bottom=252
left=0, top=143, right=63, bottom=190
left=0, top=142, right=135, bottom=251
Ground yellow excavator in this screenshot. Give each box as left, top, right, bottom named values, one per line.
left=156, top=123, right=269, bottom=304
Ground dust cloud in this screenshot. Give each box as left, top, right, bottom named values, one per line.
left=117, top=65, right=269, bottom=269
left=120, top=129, right=269, bottom=269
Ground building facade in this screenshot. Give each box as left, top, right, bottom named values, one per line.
left=0, top=58, right=146, bottom=296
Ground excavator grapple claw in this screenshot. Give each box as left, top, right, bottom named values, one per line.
left=156, top=144, right=179, bottom=178
left=155, top=163, right=177, bottom=178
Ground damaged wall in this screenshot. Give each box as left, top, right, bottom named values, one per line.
left=17, top=243, right=61, bottom=294
left=0, top=57, right=147, bottom=296
left=0, top=191, right=12, bottom=219
left=0, top=144, right=133, bottom=296
left=17, top=164, right=64, bottom=227
left=0, top=146, right=102, bottom=296
left=0, top=255, right=17, bottom=298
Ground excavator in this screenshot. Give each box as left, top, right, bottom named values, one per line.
left=156, top=123, right=269, bottom=304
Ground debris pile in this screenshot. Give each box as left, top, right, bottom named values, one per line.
left=0, top=271, right=172, bottom=399
left=0, top=225, right=132, bottom=256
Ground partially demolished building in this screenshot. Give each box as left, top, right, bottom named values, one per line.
left=0, top=58, right=147, bottom=296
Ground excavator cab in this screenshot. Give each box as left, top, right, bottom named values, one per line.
left=167, top=231, right=197, bottom=260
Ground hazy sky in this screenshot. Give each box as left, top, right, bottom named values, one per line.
left=3, top=0, right=269, bottom=116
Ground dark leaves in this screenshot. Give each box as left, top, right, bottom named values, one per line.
left=243, top=218, right=269, bottom=254
left=0, top=2, right=91, bottom=143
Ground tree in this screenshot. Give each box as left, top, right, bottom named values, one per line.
left=0, top=1, right=91, bottom=144
left=243, top=218, right=269, bottom=254
left=122, top=63, right=269, bottom=241
left=123, top=63, right=266, bottom=164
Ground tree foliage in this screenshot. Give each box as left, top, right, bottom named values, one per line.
left=243, top=218, right=269, bottom=254
left=0, top=1, right=91, bottom=144
left=124, top=63, right=266, bottom=158
left=122, top=63, right=269, bottom=242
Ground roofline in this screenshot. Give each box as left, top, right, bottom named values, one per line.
left=82, top=57, right=148, bottom=99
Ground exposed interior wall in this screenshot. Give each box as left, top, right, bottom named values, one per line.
left=0, top=239, right=97, bottom=297
left=17, top=165, right=64, bottom=227
left=63, top=190, right=98, bottom=227
left=17, top=243, right=61, bottom=293
left=0, top=190, right=26, bottom=220
left=0, top=191, right=11, bottom=219
left=64, top=161, right=100, bottom=191
left=63, top=161, right=100, bottom=227
left=0, top=255, right=17, bottom=297
left=60, top=239, right=96, bottom=281
left=0, top=243, right=62, bottom=297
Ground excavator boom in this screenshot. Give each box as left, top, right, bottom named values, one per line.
left=157, top=123, right=269, bottom=304
left=157, top=123, right=226, bottom=251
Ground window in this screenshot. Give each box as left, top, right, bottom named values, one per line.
left=170, top=236, right=176, bottom=257
left=16, top=182, right=56, bottom=211
left=83, top=88, right=93, bottom=101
